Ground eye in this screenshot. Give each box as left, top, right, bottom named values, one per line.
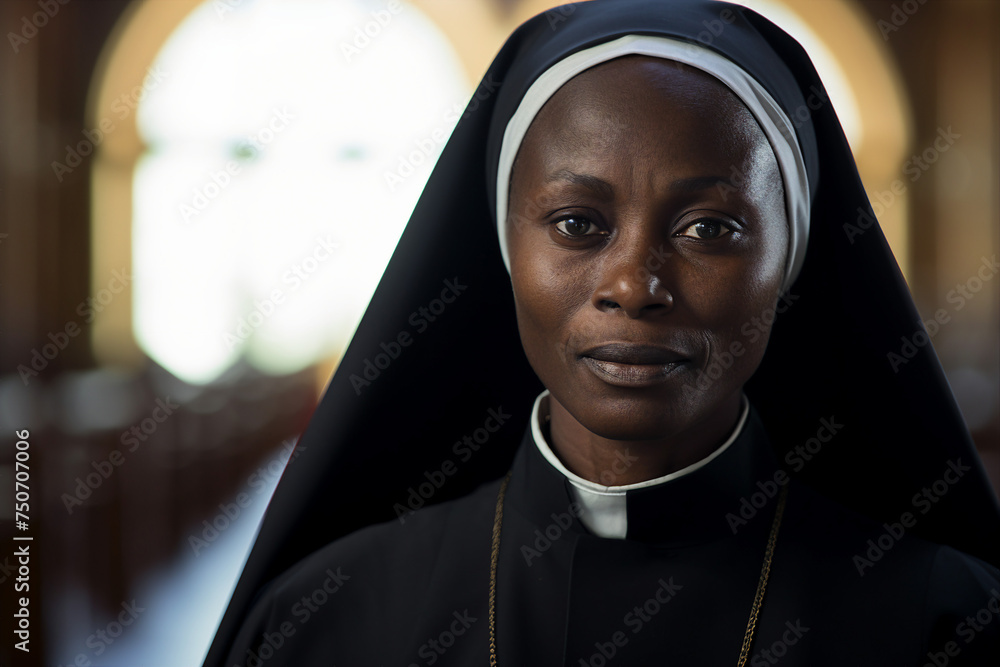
left=554, top=216, right=603, bottom=238
left=677, top=218, right=733, bottom=240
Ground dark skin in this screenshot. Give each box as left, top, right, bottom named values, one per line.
left=506, top=56, right=788, bottom=485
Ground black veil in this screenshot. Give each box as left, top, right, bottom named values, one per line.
left=204, top=2, right=1000, bottom=663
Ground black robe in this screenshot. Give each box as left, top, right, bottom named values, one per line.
left=224, top=405, right=1000, bottom=666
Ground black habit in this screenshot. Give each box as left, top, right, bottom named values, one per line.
left=223, top=405, right=1000, bottom=665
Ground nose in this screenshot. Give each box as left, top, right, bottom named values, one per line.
left=591, top=230, right=674, bottom=318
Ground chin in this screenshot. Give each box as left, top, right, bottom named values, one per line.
left=566, top=390, right=703, bottom=441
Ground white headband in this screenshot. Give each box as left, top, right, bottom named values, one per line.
left=495, top=34, right=810, bottom=293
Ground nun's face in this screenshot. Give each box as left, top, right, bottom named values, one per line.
left=507, top=56, right=787, bottom=447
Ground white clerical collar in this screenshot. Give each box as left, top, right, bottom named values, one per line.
left=530, top=389, right=750, bottom=539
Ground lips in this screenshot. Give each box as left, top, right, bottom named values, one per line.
left=579, top=343, right=689, bottom=387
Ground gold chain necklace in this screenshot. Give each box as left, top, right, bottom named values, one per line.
left=488, top=471, right=789, bottom=667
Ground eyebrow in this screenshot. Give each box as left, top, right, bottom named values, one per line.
left=549, top=169, right=615, bottom=199
left=548, top=170, right=737, bottom=197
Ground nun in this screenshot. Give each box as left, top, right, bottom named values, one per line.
left=205, top=1, right=1000, bottom=665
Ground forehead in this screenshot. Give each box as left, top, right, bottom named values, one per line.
left=516, top=55, right=767, bottom=171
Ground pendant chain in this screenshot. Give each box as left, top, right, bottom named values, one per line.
left=487, top=471, right=789, bottom=666
left=736, top=482, right=788, bottom=666
left=488, top=471, right=512, bottom=667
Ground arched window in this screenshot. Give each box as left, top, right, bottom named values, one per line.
left=100, top=0, right=469, bottom=385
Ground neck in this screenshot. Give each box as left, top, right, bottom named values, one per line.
left=546, top=392, right=744, bottom=486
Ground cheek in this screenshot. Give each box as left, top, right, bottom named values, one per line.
left=512, top=262, right=582, bottom=357
left=509, top=235, right=593, bottom=370
left=679, top=231, right=785, bottom=375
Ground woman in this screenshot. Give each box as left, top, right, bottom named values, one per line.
left=206, top=1, right=1000, bottom=665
